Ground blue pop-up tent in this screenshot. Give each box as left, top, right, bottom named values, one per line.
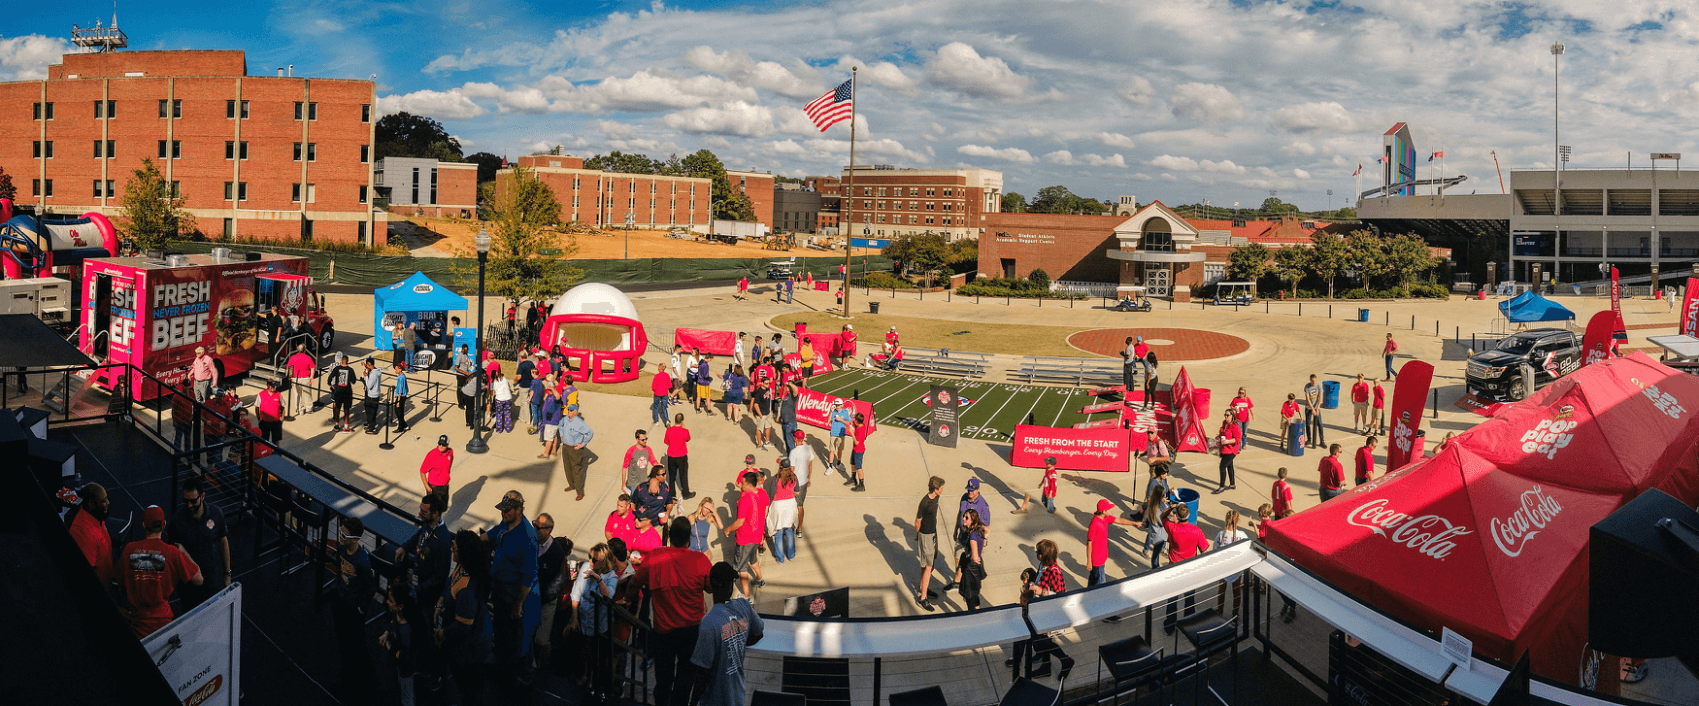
left=1498, top=290, right=1576, bottom=323
left=373, top=272, right=469, bottom=351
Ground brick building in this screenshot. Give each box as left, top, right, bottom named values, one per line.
left=836, top=166, right=1002, bottom=241
left=0, top=49, right=382, bottom=244
left=375, top=157, right=477, bottom=218
left=773, top=183, right=822, bottom=233
left=803, top=175, right=841, bottom=233
left=980, top=203, right=1350, bottom=301
left=726, top=169, right=775, bottom=228
left=496, top=155, right=712, bottom=228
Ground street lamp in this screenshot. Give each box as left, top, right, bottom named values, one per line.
left=466, top=229, right=492, bottom=454
left=1552, top=41, right=1565, bottom=291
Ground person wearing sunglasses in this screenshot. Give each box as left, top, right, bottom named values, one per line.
left=165, top=476, right=229, bottom=611
left=332, top=516, right=375, bottom=686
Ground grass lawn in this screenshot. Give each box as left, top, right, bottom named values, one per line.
left=771, top=312, right=1105, bottom=359
left=805, top=368, right=1126, bottom=441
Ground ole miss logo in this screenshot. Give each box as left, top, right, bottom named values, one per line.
left=809, top=597, right=826, bottom=616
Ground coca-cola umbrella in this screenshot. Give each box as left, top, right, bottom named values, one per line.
left=1463, top=352, right=1699, bottom=497
left=1264, top=443, right=1622, bottom=673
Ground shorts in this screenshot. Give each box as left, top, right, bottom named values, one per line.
left=726, top=392, right=745, bottom=405
left=542, top=424, right=559, bottom=442
left=794, top=484, right=809, bottom=506
left=851, top=450, right=864, bottom=468
left=801, top=364, right=814, bottom=378
left=916, top=531, right=938, bottom=566
left=733, top=543, right=759, bottom=573
left=696, top=384, right=711, bottom=399
left=1353, top=401, right=1369, bottom=415
left=759, top=414, right=773, bottom=430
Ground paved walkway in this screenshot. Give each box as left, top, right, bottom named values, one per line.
left=264, top=283, right=1680, bottom=618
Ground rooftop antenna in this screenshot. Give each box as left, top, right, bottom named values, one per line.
left=71, top=0, right=127, bottom=52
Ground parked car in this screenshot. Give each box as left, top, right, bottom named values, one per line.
left=1465, top=328, right=1580, bottom=400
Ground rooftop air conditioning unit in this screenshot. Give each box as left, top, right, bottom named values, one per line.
left=210, top=247, right=232, bottom=261
left=167, top=255, right=191, bottom=267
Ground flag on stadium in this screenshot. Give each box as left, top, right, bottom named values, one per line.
left=1352, top=164, right=1362, bottom=176
left=1435, top=150, right=1445, bottom=159
left=1428, top=153, right=1435, bottom=162
left=806, top=79, right=854, bottom=132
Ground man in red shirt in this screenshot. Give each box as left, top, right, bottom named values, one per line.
left=650, top=368, right=673, bottom=428
left=622, top=517, right=712, bottom=706
left=1371, top=379, right=1387, bottom=435
left=121, top=505, right=204, bottom=638
left=605, top=494, right=638, bottom=543
left=1350, top=373, right=1372, bottom=432
left=1086, top=498, right=1143, bottom=587
left=1271, top=467, right=1295, bottom=518
left=1319, top=443, right=1346, bottom=501
left=419, top=435, right=454, bottom=506
left=1355, top=436, right=1378, bottom=486
left=285, top=344, right=318, bottom=418
left=1383, top=333, right=1399, bottom=381
left=723, top=471, right=769, bottom=596
left=1160, top=505, right=1210, bottom=633
left=68, top=482, right=115, bottom=588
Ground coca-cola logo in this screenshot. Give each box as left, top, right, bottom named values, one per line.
left=1490, top=485, right=1563, bottom=557
left=1519, top=407, right=1576, bottom=460
left=1345, top=498, right=1472, bottom=560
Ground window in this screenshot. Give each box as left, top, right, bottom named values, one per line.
left=226, top=141, right=235, bottom=160
left=93, top=140, right=115, bottom=158
left=628, top=198, right=636, bottom=208
left=32, top=141, right=51, bottom=158
left=926, top=188, right=935, bottom=196
left=238, top=182, right=248, bottom=201
left=359, top=185, right=368, bottom=204
left=926, top=202, right=935, bottom=211
left=649, top=198, right=656, bottom=208
left=292, top=184, right=302, bottom=202
left=878, top=214, right=887, bottom=223
left=223, top=218, right=235, bottom=238
left=909, top=187, right=919, bottom=196
left=294, top=102, right=303, bottom=120
left=944, top=217, right=952, bottom=225
left=671, top=183, right=677, bottom=195
left=909, top=215, right=919, bottom=224
left=305, top=184, right=316, bottom=203
left=691, top=185, right=697, bottom=196
left=944, top=204, right=953, bottom=211
left=877, top=201, right=886, bottom=210
left=909, top=201, right=918, bottom=210
left=669, top=199, right=675, bottom=210
left=360, top=145, right=369, bottom=163
left=358, top=221, right=367, bottom=242
left=877, top=187, right=887, bottom=196
left=93, top=180, right=114, bottom=197
left=863, top=200, right=872, bottom=209
left=361, top=104, right=371, bottom=122
left=158, top=99, right=180, bottom=118
left=224, top=100, right=250, bottom=119
left=225, top=182, right=234, bottom=200
left=33, top=102, right=53, bottom=120
left=572, top=196, right=580, bottom=208
left=157, top=140, right=181, bottom=159
left=573, top=177, right=581, bottom=190
left=944, top=188, right=954, bottom=196
left=169, top=181, right=181, bottom=198
left=308, top=102, right=317, bottom=120
left=306, top=143, right=317, bottom=161
left=301, top=218, right=313, bottom=241
left=94, top=100, right=115, bottom=118
left=629, top=182, right=636, bottom=193
left=294, top=143, right=303, bottom=161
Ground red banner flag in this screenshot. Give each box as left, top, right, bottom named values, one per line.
left=1169, top=367, right=1210, bottom=452
left=1012, top=424, right=1133, bottom=471
left=1386, top=360, right=1435, bottom=471
left=673, top=328, right=738, bottom=356
left=1682, top=277, right=1699, bottom=337
left=793, top=387, right=876, bottom=436
left=1610, top=267, right=1627, bottom=340
left=1580, top=310, right=1616, bottom=368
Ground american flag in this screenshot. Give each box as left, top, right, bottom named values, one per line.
left=805, top=79, right=854, bottom=132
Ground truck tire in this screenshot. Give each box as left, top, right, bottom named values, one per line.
left=318, top=327, right=335, bottom=355
left=1511, top=365, right=1532, bottom=401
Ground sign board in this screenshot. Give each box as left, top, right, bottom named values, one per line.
left=144, top=584, right=242, bottom=706
left=1011, top=424, right=1132, bottom=472
left=927, top=384, right=959, bottom=447
left=1651, top=153, right=1682, bottom=161
left=1440, top=627, right=1473, bottom=670
left=782, top=586, right=850, bottom=618
left=625, top=213, right=636, bottom=226
left=850, top=237, right=890, bottom=249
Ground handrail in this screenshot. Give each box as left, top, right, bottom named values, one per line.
left=267, top=331, right=314, bottom=369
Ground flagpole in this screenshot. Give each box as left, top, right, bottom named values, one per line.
left=843, top=67, right=858, bottom=318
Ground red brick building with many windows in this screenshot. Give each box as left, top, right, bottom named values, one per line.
left=0, top=50, right=382, bottom=244
left=496, top=155, right=713, bottom=228
left=835, top=166, right=1003, bottom=242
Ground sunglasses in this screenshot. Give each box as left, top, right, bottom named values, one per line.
left=537, top=525, right=555, bottom=532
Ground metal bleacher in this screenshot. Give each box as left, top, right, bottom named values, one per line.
left=1014, top=356, right=1123, bottom=385
left=889, top=347, right=990, bottom=379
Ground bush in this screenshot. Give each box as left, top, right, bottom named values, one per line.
left=1027, top=268, right=1051, bottom=290
left=850, top=272, right=914, bottom=289
left=957, top=281, right=1085, bottom=299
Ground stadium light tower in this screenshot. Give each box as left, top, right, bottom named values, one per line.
left=1552, top=42, right=1565, bottom=288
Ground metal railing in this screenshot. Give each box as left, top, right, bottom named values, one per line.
left=1052, top=280, right=1120, bottom=297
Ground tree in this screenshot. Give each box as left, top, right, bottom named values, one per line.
left=1002, top=192, right=1027, bottom=212
left=679, top=149, right=753, bottom=221
left=1227, top=242, right=1272, bottom=283
left=1027, top=268, right=1051, bottom=290
left=116, top=158, right=196, bottom=250
left=1260, top=196, right=1292, bottom=215
left=0, top=166, right=14, bottom=201
left=1308, top=229, right=1349, bottom=298
left=455, top=165, right=580, bottom=305
left=1272, top=246, right=1309, bottom=298
left=1028, top=185, right=1075, bottom=213
left=464, top=152, right=504, bottom=184
left=374, top=112, right=462, bottom=161
left=1383, top=233, right=1439, bottom=292
left=1344, top=229, right=1387, bottom=289
left=884, top=232, right=950, bottom=284
left=585, top=151, right=662, bottom=175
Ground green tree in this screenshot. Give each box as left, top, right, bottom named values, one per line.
left=1272, top=246, right=1309, bottom=298
left=464, top=152, right=504, bottom=184
left=374, top=112, right=462, bottom=161
left=1029, top=185, right=1075, bottom=213
left=1344, top=229, right=1387, bottom=288
left=0, top=165, right=15, bottom=201
left=1002, top=192, right=1027, bottom=212
left=884, top=232, right=950, bottom=284
left=455, top=165, right=579, bottom=305
left=1027, top=267, right=1051, bottom=290
left=1227, top=242, right=1272, bottom=283
left=585, top=151, right=662, bottom=174
left=116, top=158, right=196, bottom=250
left=1384, top=233, right=1439, bottom=292
left=1308, top=229, right=1349, bottom=298
left=679, top=149, right=754, bottom=221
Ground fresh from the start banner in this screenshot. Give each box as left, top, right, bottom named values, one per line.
left=1012, top=424, right=1131, bottom=472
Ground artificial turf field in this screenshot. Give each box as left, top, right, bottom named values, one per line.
left=805, top=367, right=1128, bottom=441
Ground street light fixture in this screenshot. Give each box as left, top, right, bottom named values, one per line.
left=466, top=229, right=492, bottom=454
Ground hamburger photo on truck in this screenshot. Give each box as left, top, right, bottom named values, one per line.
left=79, top=250, right=334, bottom=401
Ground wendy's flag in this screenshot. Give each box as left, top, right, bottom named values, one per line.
left=1386, top=360, right=1435, bottom=471
left=1580, top=310, right=1616, bottom=368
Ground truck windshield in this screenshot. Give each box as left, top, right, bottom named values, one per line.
left=1495, top=336, right=1537, bottom=355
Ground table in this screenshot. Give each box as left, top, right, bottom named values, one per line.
left=1648, top=334, right=1699, bottom=362
left=256, top=454, right=417, bottom=546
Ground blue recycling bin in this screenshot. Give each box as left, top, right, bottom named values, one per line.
left=1288, top=422, right=1306, bottom=457
left=1358, top=308, right=1370, bottom=322
left=1321, top=380, right=1340, bottom=409
left=1175, top=488, right=1201, bottom=524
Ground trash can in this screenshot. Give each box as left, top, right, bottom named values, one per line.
left=1321, top=380, right=1340, bottom=409
left=870, top=301, right=880, bottom=314
left=1288, top=422, right=1306, bottom=457
left=1358, top=308, right=1370, bottom=322
left=1193, top=389, right=1211, bottom=420
left=1478, top=289, right=1486, bottom=301
left=1175, top=488, right=1201, bottom=524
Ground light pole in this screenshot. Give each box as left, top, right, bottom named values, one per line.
left=466, top=229, right=491, bottom=454
left=625, top=212, right=634, bottom=259
left=1551, top=41, right=1564, bottom=288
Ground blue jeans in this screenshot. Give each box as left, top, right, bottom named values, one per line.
left=174, top=424, right=193, bottom=452
left=1238, top=421, right=1248, bottom=441
left=773, top=527, right=796, bottom=563
left=1088, top=565, right=1106, bottom=587
left=1163, top=589, right=1198, bottom=632
left=1385, top=354, right=1398, bottom=378
left=651, top=395, right=668, bottom=425
left=781, top=421, right=798, bottom=452
left=1041, top=494, right=1055, bottom=513
left=529, top=400, right=542, bottom=425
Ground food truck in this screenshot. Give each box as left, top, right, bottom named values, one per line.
left=79, top=249, right=334, bottom=400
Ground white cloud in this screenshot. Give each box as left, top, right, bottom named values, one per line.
left=661, top=101, right=774, bottom=136
left=958, top=144, right=1035, bottom=163
left=1044, top=150, right=1076, bottom=165
left=1118, top=76, right=1156, bottom=107
left=928, top=42, right=1029, bottom=100
left=1085, top=153, right=1127, bottom=168
left=802, top=137, right=927, bottom=163
left=685, top=46, right=822, bottom=98
left=835, top=56, right=920, bottom=94
left=451, top=135, right=474, bottom=147
left=703, top=136, right=731, bottom=148
left=1293, top=168, right=1311, bottom=179
left=1150, top=155, right=1199, bottom=171
left=931, top=122, right=947, bottom=134
left=1169, top=83, right=1244, bottom=123
left=1281, top=141, right=1318, bottom=156
left=596, top=120, right=642, bottom=139
left=313, top=19, right=344, bottom=33
left=1201, top=159, right=1246, bottom=175
left=0, top=35, right=75, bottom=81
left=764, top=139, right=807, bottom=155
left=377, top=88, right=489, bottom=120
left=1097, top=132, right=1137, bottom=149
left=1272, top=101, right=1359, bottom=133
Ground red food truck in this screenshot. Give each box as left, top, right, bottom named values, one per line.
left=79, top=251, right=335, bottom=400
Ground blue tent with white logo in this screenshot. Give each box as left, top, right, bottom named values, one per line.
left=373, top=272, right=469, bottom=351
left=1498, top=290, right=1575, bottom=324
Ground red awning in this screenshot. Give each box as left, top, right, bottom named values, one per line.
left=257, top=273, right=311, bottom=283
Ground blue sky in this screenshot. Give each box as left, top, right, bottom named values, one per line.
left=8, top=1, right=1699, bottom=210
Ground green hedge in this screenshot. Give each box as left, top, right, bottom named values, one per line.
left=851, top=272, right=914, bottom=289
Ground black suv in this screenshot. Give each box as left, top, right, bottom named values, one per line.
left=1465, top=328, right=1581, bottom=401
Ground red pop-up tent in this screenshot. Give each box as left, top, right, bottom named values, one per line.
left=1264, top=352, right=1699, bottom=684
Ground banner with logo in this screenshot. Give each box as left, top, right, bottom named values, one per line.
left=1610, top=266, right=1627, bottom=341
left=1011, top=424, right=1133, bottom=472
left=1580, top=310, right=1616, bottom=368
left=794, top=386, right=876, bottom=437
left=1386, top=360, right=1435, bottom=471
left=1682, top=277, right=1699, bottom=337
left=144, top=583, right=241, bottom=706
left=673, top=328, right=738, bottom=356
left=927, top=384, right=960, bottom=448
left=1170, top=366, right=1211, bottom=453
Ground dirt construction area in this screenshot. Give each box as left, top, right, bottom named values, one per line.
left=390, top=215, right=877, bottom=260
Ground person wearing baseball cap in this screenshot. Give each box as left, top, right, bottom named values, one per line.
left=420, top=435, right=454, bottom=507
left=839, top=323, right=858, bottom=368
left=787, top=428, right=814, bottom=535
left=1013, top=456, right=1061, bottom=515
left=120, top=505, right=204, bottom=638
left=946, top=478, right=992, bottom=591
left=487, top=489, right=540, bottom=686
left=1087, top=498, right=1144, bottom=587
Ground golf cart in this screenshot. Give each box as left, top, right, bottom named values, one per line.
left=1112, top=286, right=1153, bottom=312
left=766, top=258, right=795, bottom=280
left=1213, top=282, right=1256, bottom=306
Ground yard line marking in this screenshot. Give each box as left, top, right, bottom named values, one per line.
left=967, top=385, right=1021, bottom=439
left=1048, top=388, right=1074, bottom=428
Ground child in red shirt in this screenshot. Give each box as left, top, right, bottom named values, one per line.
left=1013, top=456, right=1061, bottom=514
left=1272, top=467, right=1294, bottom=518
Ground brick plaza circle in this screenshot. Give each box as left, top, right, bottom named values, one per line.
left=1068, top=327, right=1251, bottom=361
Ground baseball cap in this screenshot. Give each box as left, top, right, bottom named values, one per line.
left=889, top=326, right=897, bottom=331
left=1136, top=336, right=1143, bottom=342
left=778, top=458, right=792, bottom=468
left=744, top=453, right=756, bottom=464
left=844, top=324, right=853, bottom=330
left=966, top=478, right=981, bottom=490
left=143, top=505, right=166, bottom=525
left=567, top=403, right=579, bottom=411
left=495, top=493, right=524, bottom=512
left=1044, top=456, right=1058, bottom=466
left=1097, top=499, right=1115, bottom=513
left=437, top=435, right=450, bottom=446
left=793, top=429, right=805, bottom=439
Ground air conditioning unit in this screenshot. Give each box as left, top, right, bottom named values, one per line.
left=210, top=247, right=232, bottom=261
left=167, top=255, right=191, bottom=267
